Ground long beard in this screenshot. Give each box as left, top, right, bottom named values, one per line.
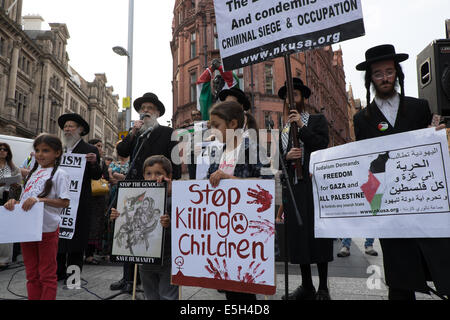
left=62, top=132, right=81, bottom=149
left=139, top=114, right=159, bottom=134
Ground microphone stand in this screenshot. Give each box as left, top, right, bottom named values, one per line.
left=104, top=131, right=149, bottom=300
left=267, top=121, right=302, bottom=300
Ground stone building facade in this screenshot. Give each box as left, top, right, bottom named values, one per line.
left=171, top=0, right=351, bottom=147
left=0, top=1, right=120, bottom=157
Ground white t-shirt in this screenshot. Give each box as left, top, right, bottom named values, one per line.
left=22, top=166, right=71, bottom=233
left=218, top=142, right=243, bottom=176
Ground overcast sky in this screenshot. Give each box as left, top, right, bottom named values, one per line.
left=22, top=0, right=450, bottom=127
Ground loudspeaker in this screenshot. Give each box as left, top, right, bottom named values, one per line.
left=417, top=39, right=450, bottom=119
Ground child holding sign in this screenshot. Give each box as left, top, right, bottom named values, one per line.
left=110, top=155, right=179, bottom=300
left=4, top=134, right=70, bottom=300
left=207, top=100, right=272, bottom=300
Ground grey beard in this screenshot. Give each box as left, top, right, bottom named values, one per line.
left=139, top=117, right=159, bottom=134
left=62, top=133, right=81, bottom=149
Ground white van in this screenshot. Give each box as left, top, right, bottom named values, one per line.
left=0, top=134, right=34, bottom=168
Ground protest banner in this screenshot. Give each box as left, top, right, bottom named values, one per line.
left=214, top=0, right=365, bottom=70
left=171, top=179, right=276, bottom=295
left=310, top=128, right=450, bottom=238
left=111, top=180, right=167, bottom=264
left=58, top=153, right=86, bottom=239
left=0, top=203, right=44, bottom=243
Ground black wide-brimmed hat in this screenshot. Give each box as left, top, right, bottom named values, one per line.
left=278, top=77, right=311, bottom=100
left=356, top=44, right=409, bottom=71
left=58, top=113, right=90, bottom=136
left=133, top=92, right=165, bottom=116
left=218, top=87, right=251, bottom=111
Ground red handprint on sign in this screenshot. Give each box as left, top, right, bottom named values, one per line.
left=204, top=258, right=230, bottom=280
left=247, top=184, right=273, bottom=213
left=237, top=261, right=266, bottom=284
left=249, top=218, right=275, bottom=243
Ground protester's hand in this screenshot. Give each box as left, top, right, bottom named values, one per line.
left=22, top=197, right=38, bottom=212
left=276, top=217, right=283, bottom=223
left=110, top=208, right=120, bottom=221
left=4, top=199, right=17, bottom=211
left=288, top=110, right=304, bottom=128
left=160, top=214, right=170, bottom=228
left=211, top=59, right=221, bottom=71
left=131, top=120, right=144, bottom=135
left=433, top=124, right=446, bottom=131
left=194, top=144, right=203, bottom=157
left=156, top=176, right=172, bottom=195
left=209, top=170, right=231, bottom=188
left=86, top=153, right=97, bottom=163
left=286, top=148, right=302, bottom=161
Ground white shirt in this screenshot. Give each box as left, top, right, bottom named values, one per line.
left=374, top=93, right=400, bottom=127
left=218, top=142, right=243, bottom=176
left=21, top=166, right=71, bottom=233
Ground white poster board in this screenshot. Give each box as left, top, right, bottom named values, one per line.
left=0, top=203, right=44, bottom=243
left=214, top=0, right=365, bottom=70
left=58, top=153, right=86, bottom=239
left=171, top=179, right=276, bottom=295
left=310, top=128, right=450, bottom=238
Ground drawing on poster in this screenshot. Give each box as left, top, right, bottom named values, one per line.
left=112, top=183, right=166, bottom=262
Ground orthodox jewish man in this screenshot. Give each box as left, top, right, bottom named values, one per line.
left=353, top=44, right=450, bottom=300
left=278, top=78, right=333, bottom=300
left=56, top=113, right=103, bottom=281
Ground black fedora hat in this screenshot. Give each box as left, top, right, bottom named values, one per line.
left=278, top=77, right=311, bottom=100
left=58, top=113, right=90, bottom=136
left=356, top=44, right=409, bottom=71
left=218, top=87, right=251, bottom=111
left=133, top=92, right=165, bottom=116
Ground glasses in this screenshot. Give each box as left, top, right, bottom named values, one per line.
left=372, top=70, right=396, bottom=80
left=0, top=148, right=8, bottom=152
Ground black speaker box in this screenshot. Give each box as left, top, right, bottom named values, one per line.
left=417, top=39, right=450, bottom=119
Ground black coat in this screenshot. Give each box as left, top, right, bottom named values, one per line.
left=116, top=125, right=181, bottom=180
left=58, top=139, right=103, bottom=253
left=282, top=114, right=334, bottom=264
left=354, top=96, right=450, bottom=295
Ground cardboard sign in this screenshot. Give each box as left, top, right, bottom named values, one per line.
left=171, top=179, right=276, bottom=295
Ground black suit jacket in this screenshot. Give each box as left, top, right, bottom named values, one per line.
left=116, top=125, right=181, bottom=180
left=354, top=96, right=450, bottom=295
left=354, top=96, right=432, bottom=140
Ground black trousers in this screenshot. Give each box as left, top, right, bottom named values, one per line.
left=388, top=288, right=416, bottom=300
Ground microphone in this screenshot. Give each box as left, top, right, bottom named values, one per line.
left=139, top=125, right=154, bottom=139
left=140, top=113, right=151, bottom=120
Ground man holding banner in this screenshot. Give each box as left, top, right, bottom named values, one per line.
left=56, top=113, right=102, bottom=281
left=353, top=44, right=450, bottom=300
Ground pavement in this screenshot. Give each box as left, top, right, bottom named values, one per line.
left=0, top=237, right=440, bottom=301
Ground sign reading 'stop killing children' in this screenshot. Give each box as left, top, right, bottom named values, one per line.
left=213, top=0, right=365, bottom=70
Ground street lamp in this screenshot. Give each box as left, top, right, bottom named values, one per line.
left=112, top=0, right=134, bottom=131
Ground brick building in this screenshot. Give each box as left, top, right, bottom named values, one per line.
left=171, top=0, right=352, bottom=147
left=0, top=1, right=120, bottom=157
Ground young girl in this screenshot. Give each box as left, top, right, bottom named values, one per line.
left=207, top=100, right=272, bottom=300
left=4, top=134, right=70, bottom=300
left=110, top=155, right=178, bottom=300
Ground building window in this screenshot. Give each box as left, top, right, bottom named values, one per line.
left=190, top=32, right=196, bottom=59
left=15, top=90, right=28, bottom=122
left=0, top=36, right=3, bottom=56
left=264, top=65, right=274, bottom=95
left=49, top=101, right=59, bottom=134
left=80, top=107, right=87, bottom=120
left=190, top=72, right=197, bottom=103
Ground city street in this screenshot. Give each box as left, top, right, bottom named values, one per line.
left=0, top=238, right=439, bottom=301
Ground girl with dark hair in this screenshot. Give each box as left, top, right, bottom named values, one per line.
left=4, top=134, right=70, bottom=300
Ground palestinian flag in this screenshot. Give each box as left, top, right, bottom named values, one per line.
left=196, top=65, right=239, bottom=120
left=360, top=152, right=389, bottom=214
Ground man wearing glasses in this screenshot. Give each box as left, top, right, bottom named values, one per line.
left=353, top=44, right=450, bottom=300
